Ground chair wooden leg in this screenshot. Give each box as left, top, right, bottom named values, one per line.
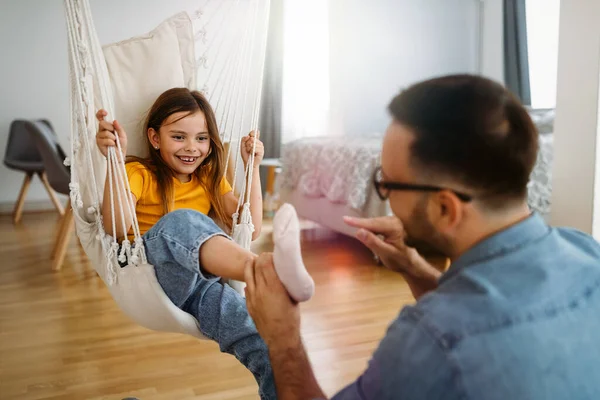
left=39, top=172, right=65, bottom=216
left=13, top=173, right=33, bottom=224
left=52, top=204, right=73, bottom=271
left=52, top=199, right=71, bottom=259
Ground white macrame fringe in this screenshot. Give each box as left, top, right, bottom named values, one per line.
left=69, top=182, right=84, bottom=208
left=232, top=203, right=255, bottom=251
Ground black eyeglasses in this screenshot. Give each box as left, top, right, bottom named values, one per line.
left=372, top=166, right=472, bottom=202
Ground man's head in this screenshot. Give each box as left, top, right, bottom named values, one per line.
left=380, top=74, right=538, bottom=257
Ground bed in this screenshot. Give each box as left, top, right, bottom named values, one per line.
left=526, top=108, right=555, bottom=221
left=279, top=110, right=555, bottom=238
left=279, top=134, right=389, bottom=237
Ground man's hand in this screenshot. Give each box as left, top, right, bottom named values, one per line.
left=244, top=253, right=301, bottom=347
left=344, top=215, right=442, bottom=298
left=245, top=254, right=328, bottom=400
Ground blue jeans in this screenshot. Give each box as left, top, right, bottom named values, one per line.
left=142, top=209, right=276, bottom=400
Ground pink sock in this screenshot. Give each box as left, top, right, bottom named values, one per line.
left=272, top=203, right=315, bottom=302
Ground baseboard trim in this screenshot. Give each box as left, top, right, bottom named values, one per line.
left=0, top=199, right=68, bottom=215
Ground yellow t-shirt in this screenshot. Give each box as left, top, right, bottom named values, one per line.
left=125, top=161, right=232, bottom=236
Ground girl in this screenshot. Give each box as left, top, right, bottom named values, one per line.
left=95, top=88, right=314, bottom=400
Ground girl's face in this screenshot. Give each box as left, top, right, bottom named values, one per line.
left=148, top=111, right=211, bottom=182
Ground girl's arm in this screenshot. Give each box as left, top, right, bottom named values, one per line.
left=96, top=110, right=136, bottom=240
left=248, top=165, right=263, bottom=240
left=239, top=130, right=264, bottom=240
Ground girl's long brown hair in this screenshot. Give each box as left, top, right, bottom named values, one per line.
left=128, top=88, right=232, bottom=229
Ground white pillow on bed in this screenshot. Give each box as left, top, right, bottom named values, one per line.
left=102, top=12, right=197, bottom=159
left=526, top=107, right=555, bottom=135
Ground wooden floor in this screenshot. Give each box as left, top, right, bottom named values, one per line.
left=0, top=211, right=419, bottom=400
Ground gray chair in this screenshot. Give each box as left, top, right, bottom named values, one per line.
left=3, top=119, right=65, bottom=223
left=24, top=120, right=73, bottom=271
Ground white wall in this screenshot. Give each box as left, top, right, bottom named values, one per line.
left=0, top=0, right=70, bottom=209
left=0, top=0, right=506, bottom=209
left=550, top=0, right=600, bottom=240
left=328, top=0, right=480, bottom=137
left=525, top=0, right=561, bottom=108
left=480, top=0, right=504, bottom=83
left=0, top=0, right=209, bottom=210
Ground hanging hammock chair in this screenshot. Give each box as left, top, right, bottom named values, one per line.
left=64, top=0, right=270, bottom=339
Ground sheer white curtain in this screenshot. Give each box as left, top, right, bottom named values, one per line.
left=281, top=0, right=330, bottom=143
left=526, top=0, right=561, bottom=108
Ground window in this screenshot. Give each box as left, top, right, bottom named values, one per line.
left=281, top=0, right=330, bottom=143
left=526, top=0, right=561, bottom=108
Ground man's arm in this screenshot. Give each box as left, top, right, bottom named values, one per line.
left=268, top=332, right=327, bottom=400
left=343, top=216, right=442, bottom=300
left=398, top=270, right=440, bottom=300
left=245, top=255, right=457, bottom=400
left=244, top=255, right=327, bottom=399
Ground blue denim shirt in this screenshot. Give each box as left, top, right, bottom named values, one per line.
left=332, top=214, right=600, bottom=400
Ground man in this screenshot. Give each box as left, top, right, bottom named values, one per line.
left=244, top=75, right=600, bottom=400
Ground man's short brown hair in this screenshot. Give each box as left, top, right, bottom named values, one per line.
left=388, top=74, right=538, bottom=208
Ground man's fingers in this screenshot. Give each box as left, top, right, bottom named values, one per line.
left=356, top=229, right=436, bottom=278
left=255, top=253, right=289, bottom=294
left=344, top=215, right=402, bottom=236
left=356, top=228, right=399, bottom=258
left=343, top=215, right=397, bottom=232
left=244, top=259, right=256, bottom=294
left=254, top=253, right=278, bottom=285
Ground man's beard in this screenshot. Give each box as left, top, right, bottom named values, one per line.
left=403, top=195, right=451, bottom=257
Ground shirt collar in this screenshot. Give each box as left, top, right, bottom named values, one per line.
left=439, top=213, right=551, bottom=284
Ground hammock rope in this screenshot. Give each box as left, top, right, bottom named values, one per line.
left=63, top=0, right=270, bottom=336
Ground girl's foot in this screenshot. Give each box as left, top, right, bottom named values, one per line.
left=272, top=203, right=315, bottom=302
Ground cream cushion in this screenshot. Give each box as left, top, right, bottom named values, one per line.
left=102, top=12, right=196, bottom=159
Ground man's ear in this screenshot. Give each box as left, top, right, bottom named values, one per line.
left=148, top=128, right=159, bottom=148
left=430, top=190, right=463, bottom=234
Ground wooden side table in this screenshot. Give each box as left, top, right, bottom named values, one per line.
left=260, top=158, right=282, bottom=217
left=260, top=158, right=282, bottom=196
